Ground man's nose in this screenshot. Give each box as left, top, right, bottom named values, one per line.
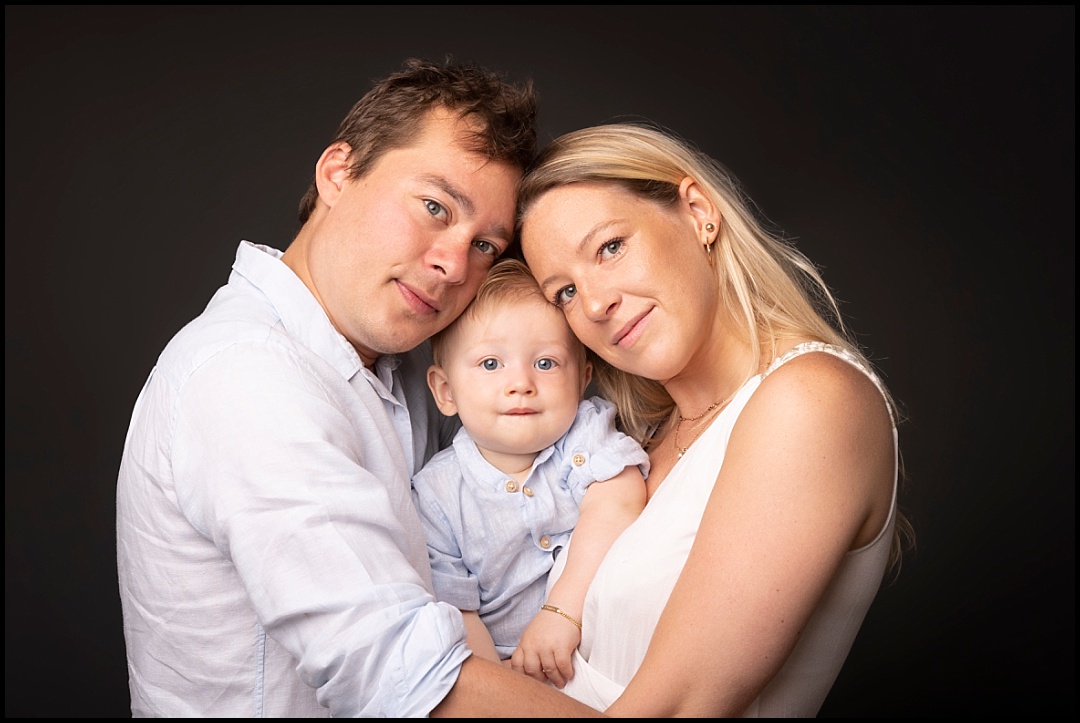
left=426, top=234, right=471, bottom=284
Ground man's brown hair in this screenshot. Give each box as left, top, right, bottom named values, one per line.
left=297, top=57, right=538, bottom=225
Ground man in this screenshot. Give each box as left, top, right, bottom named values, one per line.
left=116, top=58, right=602, bottom=717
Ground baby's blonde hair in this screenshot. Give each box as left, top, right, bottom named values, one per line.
left=431, top=258, right=587, bottom=372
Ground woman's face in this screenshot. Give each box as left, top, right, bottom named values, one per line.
left=520, top=181, right=720, bottom=383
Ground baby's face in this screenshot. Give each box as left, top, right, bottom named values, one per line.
left=437, top=297, right=589, bottom=458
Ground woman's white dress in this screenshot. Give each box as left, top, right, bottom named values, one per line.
left=547, top=342, right=898, bottom=716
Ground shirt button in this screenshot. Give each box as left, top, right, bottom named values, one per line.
left=572, top=453, right=586, bottom=466
left=539, top=535, right=552, bottom=549
left=522, top=485, right=533, bottom=497
left=505, top=480, right=517, bottom=493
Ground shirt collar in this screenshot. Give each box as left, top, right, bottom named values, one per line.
left=450, top=425, right=558, bottom=492
left=229, top=240, right=370, bottom=381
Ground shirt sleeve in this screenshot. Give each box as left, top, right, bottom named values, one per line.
left=171, top=341, right=469, bottom=717
left=411, top=462, right=483, bottom=612
left=557, top=396, right=651, bottom=504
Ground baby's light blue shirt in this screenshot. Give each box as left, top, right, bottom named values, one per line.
left=411, top=397, right=650, bottom=657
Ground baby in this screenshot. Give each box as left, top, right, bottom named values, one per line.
left=412, top=258, right=648, bottom=687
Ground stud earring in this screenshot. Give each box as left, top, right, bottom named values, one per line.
left=705, top=222, right=715, bottom=232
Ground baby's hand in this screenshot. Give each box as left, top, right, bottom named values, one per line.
left=509, top=610, right=581, bottom=688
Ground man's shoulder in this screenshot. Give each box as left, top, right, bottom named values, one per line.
left=155, top=283, right=311, bottom=389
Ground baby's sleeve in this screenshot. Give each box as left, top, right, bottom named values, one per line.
left=411, top=469, right=482, bottom=612
left=557, top=397, right=651, bottom=505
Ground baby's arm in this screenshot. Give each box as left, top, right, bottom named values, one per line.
left=412, top=471, right=502, bottom=667
left=511, top=464, right=647, bottom=687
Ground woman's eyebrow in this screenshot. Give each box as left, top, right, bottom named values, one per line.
left=534, top=220, right=619, bottom=290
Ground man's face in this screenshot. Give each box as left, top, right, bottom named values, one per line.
left=302, top=109, right=521, bottom=366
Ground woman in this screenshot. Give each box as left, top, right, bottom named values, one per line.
left=513, top=123, right=912, bottom=717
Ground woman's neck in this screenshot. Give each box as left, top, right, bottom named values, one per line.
left=662, top=329, right=757, bottom=421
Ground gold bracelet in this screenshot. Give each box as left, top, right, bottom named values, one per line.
left=541, top=604, right=582, bottom=630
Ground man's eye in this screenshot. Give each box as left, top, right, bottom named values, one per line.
left=473, top=239, right=499, bottom=257
left=424, top=199, right=448, bottom=220
left=535, top=358, right=557, bottom=371
left=481, top=358, right=501, bottom=371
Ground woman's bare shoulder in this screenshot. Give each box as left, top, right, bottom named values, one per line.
left=753, top=346, right=891, bottom=428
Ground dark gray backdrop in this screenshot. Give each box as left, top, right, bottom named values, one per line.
left=6, top=6, right=1074, bottom=717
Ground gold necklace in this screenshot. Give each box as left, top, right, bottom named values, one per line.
left=672, top=392, right=737, bottom=458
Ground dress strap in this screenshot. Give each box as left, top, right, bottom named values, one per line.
left=764, top=342, right=894, bottom=421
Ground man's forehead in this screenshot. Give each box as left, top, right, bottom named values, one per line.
left=411, top=106, right=484, bottom=150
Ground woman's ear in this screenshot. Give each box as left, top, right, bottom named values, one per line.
left=426, top=364, right=458, bottom=417
left=678, top=176, right=721, bottom=246
left=313, top=141, right=353, bottom=209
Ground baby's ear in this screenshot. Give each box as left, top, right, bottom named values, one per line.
left=426, top=365, right=458, bottom=416
left=580, top=359, right=594, bottom=396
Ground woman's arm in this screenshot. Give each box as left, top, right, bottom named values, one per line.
left=512, top=464, right=647, bottom=687
left=608, top=353, right=895, bottom=717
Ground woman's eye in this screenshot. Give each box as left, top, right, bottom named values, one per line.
left=600, top=239, right=623, bottom=258
left=535, top=358, right=557, bottom=371
left=424, top=199, right=448, bottom=221
left=481, top=358, right=501, bottom=371
left=554, top=285, right=576, bottom=307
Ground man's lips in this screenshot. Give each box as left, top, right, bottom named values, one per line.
left=612, top=308, right=652, bottom=348
left=396, top=281, right=440, bottom=314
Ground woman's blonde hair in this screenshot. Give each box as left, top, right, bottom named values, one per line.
left=516, top=122, right=912, bottom=572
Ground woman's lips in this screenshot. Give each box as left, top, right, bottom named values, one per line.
left=613, top=308, right=652, bottom=348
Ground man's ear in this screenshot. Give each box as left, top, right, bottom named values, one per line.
left=678, top=176, right=721, bottom=245
left=426, top=364, right=458, bottom=417
left=314, top=141, right=353, bottom=209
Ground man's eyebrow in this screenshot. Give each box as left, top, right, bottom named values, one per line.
left=419, top=174, right=474, bottom=215
left=419, top=173, right=513, bottom=244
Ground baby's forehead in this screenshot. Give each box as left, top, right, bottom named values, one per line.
left=458, top=295, right=580, bottom=346
left=467, top=294, right=564, bottom=331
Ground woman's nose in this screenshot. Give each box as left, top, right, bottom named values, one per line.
left=582, top=283, right=618, bottom=321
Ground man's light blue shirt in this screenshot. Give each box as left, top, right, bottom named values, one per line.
left=116, top=241, right=468, bottom=717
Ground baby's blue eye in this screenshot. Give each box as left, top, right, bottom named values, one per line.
left=481, top=358, right=501, bottom=371
left=535, top=358, right=557, bottom=371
